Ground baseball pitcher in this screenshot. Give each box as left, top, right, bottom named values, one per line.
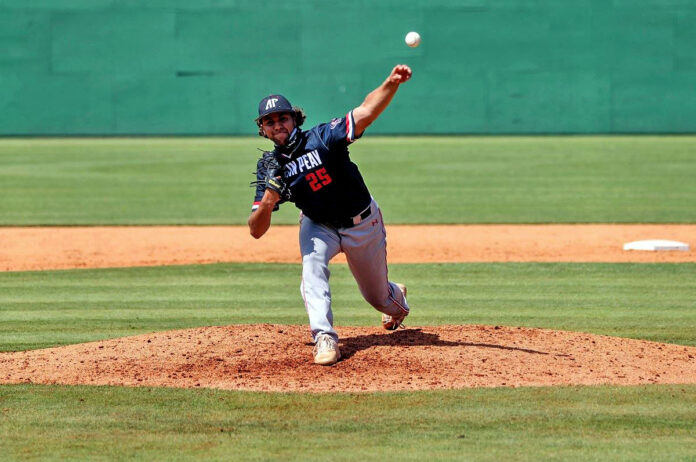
left=248, top=65, right=412, bottom=365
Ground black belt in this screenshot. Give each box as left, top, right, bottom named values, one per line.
left=326, top=204, right=372, bottom=229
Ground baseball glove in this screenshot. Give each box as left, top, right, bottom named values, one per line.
left=250, top=151, right=292, bottom=204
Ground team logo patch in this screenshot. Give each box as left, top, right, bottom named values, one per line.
left=330, top=118, right=341, bottom=129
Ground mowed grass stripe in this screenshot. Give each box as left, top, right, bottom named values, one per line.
left=0, top=262, right=694, bottom=352
left=1, top=136, right=695, bottom=224
left=0, top=384, right=694, bottom=461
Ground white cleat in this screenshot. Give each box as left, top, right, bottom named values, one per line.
left=382, top=283, right=409, bottom=331
left=313, top=334, right=340, bottom=366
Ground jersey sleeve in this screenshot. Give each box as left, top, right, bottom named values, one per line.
left=316, top=110, right=363, bottom=149
left=251, top=155, right=279, bottom=212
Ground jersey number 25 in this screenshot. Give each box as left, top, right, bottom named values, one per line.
left=306, top=167, right=332, bottom=192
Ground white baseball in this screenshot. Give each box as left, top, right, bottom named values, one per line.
left=405, top=31, right=421, bottom=48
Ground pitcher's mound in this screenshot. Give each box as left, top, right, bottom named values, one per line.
left=1, top=324, right=695, bottom=393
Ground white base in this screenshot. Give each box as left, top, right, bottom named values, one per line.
left=623, top=239, right=690, bottom=251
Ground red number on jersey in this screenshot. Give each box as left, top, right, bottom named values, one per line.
left=306, top=167, right=332, bottom=192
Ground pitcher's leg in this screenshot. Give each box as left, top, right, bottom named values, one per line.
left=299, top=215, right=341, bottom=342
left=341, top=205, right=408, bottom=317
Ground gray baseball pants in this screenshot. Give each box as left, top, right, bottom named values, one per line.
left=299, top=199, right=409, bottom=343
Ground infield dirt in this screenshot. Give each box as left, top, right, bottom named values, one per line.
left=1, top=224, right=694, bottom=392
left=2, top=324, right=696, bottom=393
left=1, top=224, right=694, bottom=271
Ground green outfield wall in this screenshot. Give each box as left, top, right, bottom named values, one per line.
left=1, top=0, right=695, bottom=135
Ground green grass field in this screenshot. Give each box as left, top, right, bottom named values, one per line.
left=1, top=263, right=696, bottom=460
left=0, top=136, right=695, bottom=224
left=2, top=384, right=695, bottom=461
left=1, top=136, right=695, bottom=460
left=1, top=263, right=695, bottom=352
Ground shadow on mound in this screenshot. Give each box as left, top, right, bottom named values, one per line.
left=338, top=328, right=550, bottom=360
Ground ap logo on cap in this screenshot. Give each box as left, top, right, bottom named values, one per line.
left=256, top=94, right=294, bottom=121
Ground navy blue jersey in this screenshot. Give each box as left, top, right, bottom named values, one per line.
left=252, top=111, right=372, bottom=224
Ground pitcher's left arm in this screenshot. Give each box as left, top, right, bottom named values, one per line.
left=351, top=65, right=412, bottom=137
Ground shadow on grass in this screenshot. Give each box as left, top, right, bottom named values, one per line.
left=338, top=328, right=549, bottom=360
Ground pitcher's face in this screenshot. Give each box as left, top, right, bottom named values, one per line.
left=260, top=112, right=296, bottom=146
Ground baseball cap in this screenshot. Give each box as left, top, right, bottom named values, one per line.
left=256, top=94, right=293, bottom=121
